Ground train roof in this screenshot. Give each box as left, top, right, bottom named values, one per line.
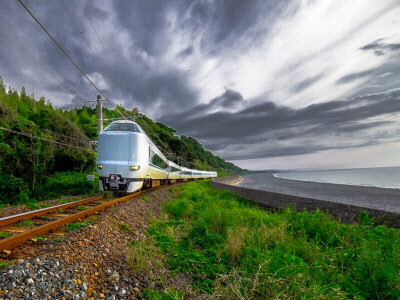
left=109, top=120, right=137, bottom=124
left=102, top=120, right=144, bottom=133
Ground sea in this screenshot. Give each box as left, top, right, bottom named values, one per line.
left=274, top=166, right=400, bottom=189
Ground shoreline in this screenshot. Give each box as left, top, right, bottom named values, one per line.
left=273, top=173, right=400, bottom=190
left=273, top=167, right=400, bottom=190
left=239, top=173, right=400, bottom=214
left=212, top=174, right=400, bottom=227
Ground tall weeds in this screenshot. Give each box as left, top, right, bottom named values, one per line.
left=137, top=180, right=400, bottom=299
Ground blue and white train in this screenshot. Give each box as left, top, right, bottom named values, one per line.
left=96, top=120, right=217, bottom=193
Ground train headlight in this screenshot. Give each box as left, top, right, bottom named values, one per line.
left=97, top=164, right=103, bottom=170
left=130, top=165, right=140, bottom=171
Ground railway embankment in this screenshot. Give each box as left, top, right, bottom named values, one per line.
left=211, top=175, right=400, bottom=227
left=0, top=185, right=187, bottom=299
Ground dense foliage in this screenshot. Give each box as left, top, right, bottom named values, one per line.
left=0, top=75, right=245, bottom=204
left=0, top=77, right=96, bottom=203
left=137, top=181, right=400, bottom=299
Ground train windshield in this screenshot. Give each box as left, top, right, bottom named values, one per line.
left=104, top=123, right=142, bottom=132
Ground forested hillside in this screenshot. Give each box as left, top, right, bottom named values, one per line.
left=0, top=75, right=246, bottom=205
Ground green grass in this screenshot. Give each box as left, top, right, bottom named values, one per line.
left=31, top=235, right=49, bottom=242
left=126, top=240, right=165, bottom=280
left=17, top=219, right=35, bottom=227
left=0, top=231, right=12, bottom=238
left=63, top=221, right=90, bottom=231
left=86, top=217, right=97, bottom=222
left=142, top=196, right=149, bottom=203
left=74, top=205, right=88, bottom=210
left=0, top=260, right=15, bottom=269
left=115, top=221, right=134, bottom=234
left=135, top=180, right=400, bottom=299
left=25, top=202, right=51, bottom=210
left=59, top=198, right=76, bottom=204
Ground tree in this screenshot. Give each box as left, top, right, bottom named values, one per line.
left=0, top=75, right=5, bottom=93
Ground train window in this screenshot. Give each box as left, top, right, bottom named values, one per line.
left=170, top=166, right=180, bottom=173
left=150, top=153, right=169, bottom=170
left=104, top=123, right=142, bottom=132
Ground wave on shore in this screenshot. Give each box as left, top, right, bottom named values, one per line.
left=274, top=166, right=400, bottom=189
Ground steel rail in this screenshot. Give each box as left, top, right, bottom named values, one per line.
left=0, top=195, right=105, bottom=227
left=0, top=188, right=152, bottom=251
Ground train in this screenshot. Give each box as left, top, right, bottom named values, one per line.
left=96, top=120, right=217, bottom=193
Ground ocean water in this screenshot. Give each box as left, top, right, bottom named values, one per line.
left=274, top=166, right=400, bottom=189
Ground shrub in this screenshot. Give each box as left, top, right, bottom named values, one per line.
left=35, top=172, right=96, bottom=199
left=0, top=172, right=30, bottom=205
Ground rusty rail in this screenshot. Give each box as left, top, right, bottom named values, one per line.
left=0, top=195, right=105, bottom=227
left=0, top=189, right=149, bottom=251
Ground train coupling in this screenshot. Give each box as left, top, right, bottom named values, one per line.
left=107, top=174, right=125, bottom=190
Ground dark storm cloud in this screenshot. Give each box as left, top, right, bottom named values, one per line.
left=291, top=73, right=324, bottom=93
left=106, top=0, right=294, bottom=110
left=336, top=69, right=375, bottom=84
left=360, top=40, right=400, bottom=56
left=0, top=0, right=302, bottom=114
left=84, top=5, right=109, bottom=20
left=2, top=1, right=400, bottom=166
left=0, top=1, right=199, bottom=110
left=160, top=88, right=400, bottom=160
left=209, top=89, right=243, bottom=108
left=177, top=46, right=194, bottom=59
left=0, top=1, right=108, bottom=104
left=335, top=55, right=400, bottom=96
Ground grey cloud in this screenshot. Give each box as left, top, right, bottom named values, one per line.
left=186, top=0, right=289, bottom=54
left=291, top=73, right=324, bottom=93
left=360, top=40, right=400, bottom=56
left=336, top=69, right=375, bottom=84
left=85, top=5, right=109, bottom=20
left=209, top=89, right=243, bottom=108
left=177, top=46, right=194, bottom=59
left=2, top=1, right=400, bottom=165
left=160, top=88, right=400, bottom=160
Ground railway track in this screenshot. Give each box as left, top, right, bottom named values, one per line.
left=0, top=188, right=156, bottom=252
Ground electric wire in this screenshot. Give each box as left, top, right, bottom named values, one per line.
left=60, top=0, right=108, bottom=77
left=77, top=0, right=123, bottom=100
left=0, top=114, right=91, bottom=145
left=16, top=0, right=201, bottom=170
left=78, top=0, right=112, bottom=67
left=17, top=0, right=110, bottom=107
left=17, top=0, right=127, bottom=121
left=0, top=127, right=94, bottom=151
left=0, top=21, right=88, bottom=101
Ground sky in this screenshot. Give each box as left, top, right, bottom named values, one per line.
left=1, top=0, right=400, bottom=170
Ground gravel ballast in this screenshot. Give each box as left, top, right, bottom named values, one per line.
left=0, top=185, right=186, bottom=299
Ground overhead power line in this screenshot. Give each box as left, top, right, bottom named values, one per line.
left=0, top=114, right=91, bottom=145
left=17, top=0, right=127, bottom=121
left=15, top=0, right=200, bottom=168
left=0, top=21, right=87, bottom=101
left=17, top=0, right=106, bottom=98
left=77, top=0, right=123, bottom=100
left=60, top=0, right=108, bottom=76
left=0, top=126, right=93, bottom=151
left=78, top=0, right=113, bottom=66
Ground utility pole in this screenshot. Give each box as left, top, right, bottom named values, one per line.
left=84, top=95, right=107, bottom=134
left=96, top=95, right=103, bottom=133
